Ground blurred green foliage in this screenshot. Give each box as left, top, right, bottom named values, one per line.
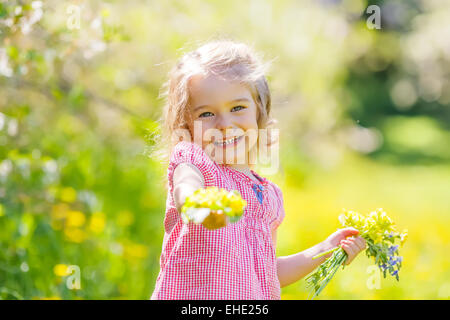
left=0, top=0, right=449, bottom=299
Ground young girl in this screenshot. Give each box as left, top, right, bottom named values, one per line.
left=151, top=40, right=366, bottom=300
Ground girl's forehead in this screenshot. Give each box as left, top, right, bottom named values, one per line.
left=189, top=74, right=255, bottom=106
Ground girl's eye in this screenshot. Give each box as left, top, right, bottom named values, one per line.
left=232, top=105, right=246, bottom=112
left=198, top=106, right=245, bottom=118
left=199, top=112, right=214, bottom=118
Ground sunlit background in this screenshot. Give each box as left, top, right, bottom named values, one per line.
left=1, top=0, right=449, bottom=299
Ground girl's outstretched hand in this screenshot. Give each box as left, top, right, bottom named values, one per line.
left=201, top=209, right=228, bottom=230
left=323, top=227, right=367, bottom=265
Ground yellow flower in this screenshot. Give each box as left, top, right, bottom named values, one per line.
left=339, top=210, right=365, bottom=230
left=124, top=242, right=148, bottom=259
left=51, top=203, right=69, bottom=220
left=183, top=187, right=246, bottom=222
left=368, top=208, right=395, bottom=232
left=60, top=187, right=77, bottom=203
left=117, top=210, right=134, bottom=227
left=53, top=264, right=69, bottom=277
left=50, top=203, right=70, bottom=230
left=89, top=212, right=106, bottom=233
left=400, top=229, right=408, bottom=246
left=64, top=227, right=86, bottom=243
left=66, top=210, right=86, bottom=228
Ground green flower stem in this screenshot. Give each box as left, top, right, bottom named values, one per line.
left=312, top=245, right=341, bottom=260
left=310, top=248, right=348, bottom=299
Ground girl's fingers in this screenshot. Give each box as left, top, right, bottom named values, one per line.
left=341, top=242, right=356, bottom=264
left=343, top=237, right=366, bottom=252
left=340, top=236, right=367, bottom=265
left=355, top=237, right=366, bottom=251
left=348, top=243, right=357, bottom=257
left=340, top=228, right=359, bottom=238
left=341, top=240, right=355, bottom=257
left=347, top=239, right=363, bottom=256
left=340, top=239, right=351, bottom=251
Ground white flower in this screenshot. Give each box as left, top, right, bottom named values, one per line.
left=0, top=49, right=13, bottom=77
left=187, top=207, right=211, bottom=224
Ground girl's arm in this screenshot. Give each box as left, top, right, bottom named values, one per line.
left=172, top=163, right=205, bottom=213
left=274, top=228, right=366, bottom=288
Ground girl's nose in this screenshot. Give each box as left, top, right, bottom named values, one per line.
left=215, top=115, right=234, bottom=131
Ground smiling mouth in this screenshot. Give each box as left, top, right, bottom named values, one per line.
left=213, top=135, right=244, bottom=147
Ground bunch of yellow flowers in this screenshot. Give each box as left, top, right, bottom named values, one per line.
left=338, top=208, right=405, bottom=245
left=339, top=208, right=407, bottom=247
left=306, top=208, right=407, bottom=299
left=181, top=187, right=247, bottom=230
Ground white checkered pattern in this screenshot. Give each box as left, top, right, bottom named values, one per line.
left=151, top=141, right=285, bottom=300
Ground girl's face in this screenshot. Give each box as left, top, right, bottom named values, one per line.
left=187, top=74, right=259, bottom=167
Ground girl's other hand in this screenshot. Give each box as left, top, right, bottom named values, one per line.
left=323, top=227, right=367, bottom=265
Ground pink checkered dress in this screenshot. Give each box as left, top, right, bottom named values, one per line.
left=151, top=141, right=285, bottom=300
